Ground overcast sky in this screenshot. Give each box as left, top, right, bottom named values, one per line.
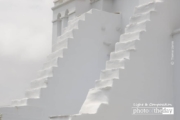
left=0, top=0, right=53, bottom=106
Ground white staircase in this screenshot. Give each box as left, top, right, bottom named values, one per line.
left=10, top=13, right=86, bottom=107
left=79, top=1, right=155, bottom=115
left=0, top=9, right=121, bottom=120
left=50, top=1, right=173, bottom=120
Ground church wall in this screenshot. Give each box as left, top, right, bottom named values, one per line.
left=112, top=0, right=139, bottom=30
left=1, top=0, right=180, bottom=120
left=171, top=1, right=180, bottom=117
left=162, top=0, right=180, bottom=119
left=52, top=1, right=76, bottom=45
left=174, top=32, right=180, bottom=120
left=91, top=0, right=103, bottom=10
left=52, top=1, right=76, bottom=21
left=102, top=0, right=114, bottom=12
left=52, top=22, right=58, bottom=45
left=75, top=0, right=91, bottom=16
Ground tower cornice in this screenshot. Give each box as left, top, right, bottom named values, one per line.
left=52, top=0, right=75, bottom=10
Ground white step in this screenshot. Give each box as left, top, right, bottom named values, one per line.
left=0, top=106, right=44, bottom=119
left=87, top=9, right=93, bottom=14
left=43, top=57, right=58, bottom=70
left=64, top=13, right=86, bottom=33
left=125, top=20, right=148, bottom=33
left=0, top=114, right=23, bottom=120
left=31, top=77, right=48, bottom=89
left=106, top=59, right=125, bottom=70
left=115, top=40, right=136, bottom=52
left=47, top=48, right=64, bottom=60
left=50, top=114, right=82, bottom=120
left=79, top=87, right=110, bottom=114
left=64, top=24, right=78, bottom=34
left=25, top=88, right=41, bottom=98
left=68, top=13, right=86, bottom=25
left=52, top=38, right=69, bottom=52
left=57, top=30, right=74, bottom=43
left=110, top=51, right=130, bottom=60
left=100, top=69, right=119, bottom=80
left=95, top=79, right=115, bottom=88
left=37, top=67, right=53, bottom=79
left=67, top=15, right=84, bottom=29
left=68, top=17, right=78, bottom=24
left=130, top=11, right=151, bottom=23
left=63, top=20, right=80, bottom=33
left=120, top=31, right=142, bottom=43
left=134, top=1, right=155, bottom=14
left=11, top=98, right=28, bottom=106
left=50, top=115, right=71, bottom=120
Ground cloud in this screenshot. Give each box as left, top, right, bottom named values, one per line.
left=0, top=0, right=53, bottom=106
left=0, top=0, right=53, bottom=60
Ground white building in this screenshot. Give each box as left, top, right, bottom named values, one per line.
left=0, top=0, right=180, bottom=120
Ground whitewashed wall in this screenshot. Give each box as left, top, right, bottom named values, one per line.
left=173, top=30, right=180, bottom=120
left=113, top=0, right=139, bottom=29
left=1, top=0, right=180, bottom=120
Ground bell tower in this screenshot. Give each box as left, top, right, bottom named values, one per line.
left=51, top=0, right=91, bottom=45
left=51, top=0, right=116, bottom=47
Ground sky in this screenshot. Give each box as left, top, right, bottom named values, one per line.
left=0, top=0, right=53, bottom=106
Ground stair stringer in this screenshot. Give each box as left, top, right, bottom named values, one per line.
left=50, top=1, right=174, bottom=120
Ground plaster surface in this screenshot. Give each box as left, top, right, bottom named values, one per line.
left=0, top=0, right=180, bottom=120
